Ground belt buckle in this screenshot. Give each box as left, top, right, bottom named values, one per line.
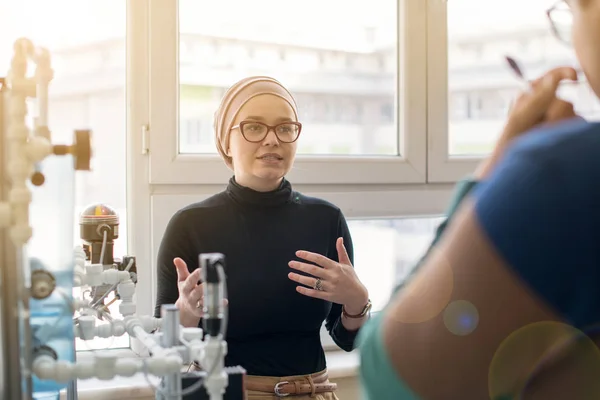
left=274, top=381, right=290, bottom=397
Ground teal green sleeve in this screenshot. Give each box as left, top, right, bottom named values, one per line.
left=392, top=177, right=479, bottom=294
left=357, top=177, right=479, bottom=400
left=357, top=312, right=421, bottom=400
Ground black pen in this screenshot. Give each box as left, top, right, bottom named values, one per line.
left=505, top=55, right=530, bottom=91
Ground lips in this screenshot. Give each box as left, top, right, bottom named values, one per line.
left=258, top=153, right=283, bottom=160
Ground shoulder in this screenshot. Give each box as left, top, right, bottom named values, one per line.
left=293, top=192, right=345, bottom=219
left=294, top=192, right=342, bottom=212
left=167, top=191, right=230, bottom=228
left=477, top=119, right=600, bottom=203
left=472, top=119, right=600, bottom=328
left=506, top=118, right=600, bottom=168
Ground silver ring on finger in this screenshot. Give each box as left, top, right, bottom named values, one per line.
left=314, top=278, right=324, bottom=291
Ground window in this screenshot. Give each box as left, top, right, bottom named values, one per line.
left=147, top=0, right=427, bottom=185
left=320, top=216, right=443, bottom=349
left=1, top=0, right=128, bottom=351
left=180, top=118, right=213, bottom=152
left=350, top=217, right=443, bottom=312
left=428, top=0, right=600, bottom=182
left=141, top=0, right=454, bottom=356
left=175, top=1, right=400, bottom=150
left=381, top=102, right=394, bottom=123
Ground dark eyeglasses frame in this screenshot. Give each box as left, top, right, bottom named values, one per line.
left=231, top=120, right=303, bottom=143
left=546, top=0, right=572, bottom=46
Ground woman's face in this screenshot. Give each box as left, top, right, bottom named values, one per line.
left=227, top=94, right=298, bottom=191
left=570, top=0, right=600, bottom=98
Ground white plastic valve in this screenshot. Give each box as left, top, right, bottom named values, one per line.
left=182, top=327, right=203, bottom=342
left=0, top=202, right=11, bottom=227
left=10, top=225, right=32, bottom=245
left=77, top=316, right=96, bottom=341
left=26, top=136, right=52, bottom=162
left=9, top=186, right=31, bottom=204
left=103, top=269, right=130, bottom=285
left=85, top=264, right=104, bottom=286
left=73, top=265, right=85, bottom=287
left=7, top=159, right=34, bottom=181
left=95, top=353, right=118, bottom=380
left=117, top=280, right=136, bottom=316
left=4, top=38, right=58, bottom=251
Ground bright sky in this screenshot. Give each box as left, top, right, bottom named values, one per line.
left=0, top=0, right=125, bottom=48
left=0, top=0, right=558, bottom=60
left=447, top=0, right=556, bottom=36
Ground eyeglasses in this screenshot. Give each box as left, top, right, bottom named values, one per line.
left=546, top=0, right=573, bottom=46
left=231, top=121, right=302, bottom=143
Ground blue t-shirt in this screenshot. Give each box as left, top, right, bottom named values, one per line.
left=358, top=118, right=600, bottom=400
left=474, top=118, right=600, bottom=330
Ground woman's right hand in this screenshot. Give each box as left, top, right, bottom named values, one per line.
left=475, top=66, right=579, bottom=179
left=173, top=257, right=204, bottom=328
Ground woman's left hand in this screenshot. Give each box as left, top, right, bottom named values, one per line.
left=288, top=237, right=368, bottom=312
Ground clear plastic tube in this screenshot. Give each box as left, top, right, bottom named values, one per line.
left=27, top=155, right=76, bottom=397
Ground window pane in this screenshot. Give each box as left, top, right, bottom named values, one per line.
left=349, top=216, right=444, bottom=313
left=447, top=0, right=600, bottom=156
left=178, top=0, right=398, bottom=156
left=0, top=0, right=128, bottom=351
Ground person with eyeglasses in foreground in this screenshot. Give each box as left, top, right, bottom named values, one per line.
left=154, top=76, right=371, bottom=399
left=358, top=1, right=600, bottom=399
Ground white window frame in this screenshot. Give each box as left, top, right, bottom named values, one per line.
left=125, top=0, right=462, bottom=356
left=145, top=0, right=427, bottom=185
left=426, top=0, right=484, bottom=183
left=127, top=0, right=154, bottom=324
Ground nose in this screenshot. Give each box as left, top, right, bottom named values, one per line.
left=261, top=128, right=280, bottom=146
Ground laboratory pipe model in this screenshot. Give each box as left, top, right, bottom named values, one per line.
left=0, top=38, right=231, bottom=400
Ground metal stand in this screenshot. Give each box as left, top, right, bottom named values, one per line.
left=157, top=305, right=182, bottom=400
left=66, top=340, right=78, bottom=400
left=66, top=379, right=78, bottom=399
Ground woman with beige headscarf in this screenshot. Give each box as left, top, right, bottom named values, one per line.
left=155, top=76, right=371, bottom=399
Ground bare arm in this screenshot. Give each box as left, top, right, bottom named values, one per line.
left=380, top=120, right=600, bottom=399
left=382, top=201, right=562, bottom=399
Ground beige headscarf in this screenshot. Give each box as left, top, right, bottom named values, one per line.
left=214, top=76, right=299, bottom=169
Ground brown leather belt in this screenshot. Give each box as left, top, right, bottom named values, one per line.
left=245, top=370, right=337, bottom=397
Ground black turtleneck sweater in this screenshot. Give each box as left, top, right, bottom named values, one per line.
left=154, top=178, right=358, bottom=376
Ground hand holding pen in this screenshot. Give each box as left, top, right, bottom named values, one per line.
left=504, top=55, right=579, bottom=127
left=474, top=56, right=580, bottom=179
